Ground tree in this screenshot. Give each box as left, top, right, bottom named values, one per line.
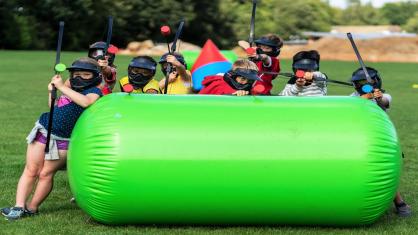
left=404, top=13, right=418, bottom=33
left=381, top=1, right=418, bottom=26
left=219, top=0, right=334, bottom=45
left=0, top=1, right=37, bottom=49
left=340, top=2, right=387, bottom=25
left=184, top=0, right=236, bottom=48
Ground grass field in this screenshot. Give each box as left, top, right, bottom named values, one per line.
left=0, top=50, right=416, bottom=234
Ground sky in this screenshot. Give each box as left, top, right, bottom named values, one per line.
left=328, top=0, right=417, bottom=8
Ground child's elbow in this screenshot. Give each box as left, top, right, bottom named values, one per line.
left=79, top=102, right=92, bottom=108
left=81, top=97, right=99, bottom=108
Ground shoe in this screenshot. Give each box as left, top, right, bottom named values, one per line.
left=395, top=202, right=412, bottom=217
left=23, top=208, right=38, bottom=217
left=24, top=209, right=39, bottom=217
left=5, top=207, right=25, bottom=220
left=1, top=207, right=10, bottom=216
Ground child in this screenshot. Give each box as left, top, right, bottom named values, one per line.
left=199, top=59, right=261, bottom=96
left=246, top=34, right=282, bottom=95
left=119, top=56, right=160, bottom=94
left=350, top=67, right=391, bottom=110
left=158, top=52, right=192, bottom=94
left=279, top=50, right=327, bottom=96
left=88, top=41, right=118, bottom=95
left=1, top=58, right=103, bottom=220
left=350, top=67, right=411, bottom=217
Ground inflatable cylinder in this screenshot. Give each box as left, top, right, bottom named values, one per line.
left=68, top=94, right=401, bottom=226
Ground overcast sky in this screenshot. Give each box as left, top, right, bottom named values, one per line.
left=328, top=0, right=417, bottom=8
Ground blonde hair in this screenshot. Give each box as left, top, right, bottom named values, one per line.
left=232, top=59, right=258, bottom=72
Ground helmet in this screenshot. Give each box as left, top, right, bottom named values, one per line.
left=67, top=58, right=101, bottom=75
left=88, top=41, right=117, bottom=65
left=351, top=67, right=382, bottom=94
left=292, top=50, right=320, bottom=72
left=159, top=52, right=186, bottom=66
left=67, top=58, right=102, bottom=91
left=128, top=56, right=157, bottom=88
left=254, top=36, right=283, bottom=57
left=159, top=52, right=187, bottom=70
left=223, top=68, right=261, bottom=91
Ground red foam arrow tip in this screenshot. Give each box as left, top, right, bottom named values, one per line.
left=160, top=26, right=171, bottom=36
left=246, top=47, right=256, bottom=55
left=108, top=45, right=119, bottom=54
left=295, top=70, right=305, bottom=78
left=123, top=84, right=134, bottom=93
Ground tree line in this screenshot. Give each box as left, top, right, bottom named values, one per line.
left=0, top=0, right=417, bottom=50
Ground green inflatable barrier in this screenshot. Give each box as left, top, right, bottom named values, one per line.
left=68, top=94, right=401, bottom=226
left=182, top=50, right=238, bottom=69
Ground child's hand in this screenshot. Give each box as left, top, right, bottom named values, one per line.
left=233, top=90, right=249, bottom=96
left=48, top=82, right=54, bottom=92
left=303, top=72, right=313, bottom=81
left=51, top=75, right=64, bottom=89
left=373, top=89, right=383, bottom=100
left=166, top=55, right=182, bottom=67
left=361, top=93, right=374, bottom=99
left=247, top=48, right=261, bottom=60
left=98, top=59, right=109, bottom=67
left=168, top=70, right=178, bottom=82
left=259, top=53, right=268, bottom=60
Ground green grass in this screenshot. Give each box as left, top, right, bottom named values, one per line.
left=0, top=50, right=416, bottom=234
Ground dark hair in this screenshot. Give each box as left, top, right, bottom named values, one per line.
left=293, top=50, right=320, bottom=63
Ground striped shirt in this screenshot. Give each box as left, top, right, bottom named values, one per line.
left=279, top=72, right=327, bottom=96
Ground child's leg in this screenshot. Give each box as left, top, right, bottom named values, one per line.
left=394, top=191, right=405, bottom=204
left=393, top=191, right=411, bottom=216
left=26, top=150, right=67, bottom=212
left=15, top=142, right=46, bottom=208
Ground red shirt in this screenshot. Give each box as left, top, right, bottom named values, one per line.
left=254, top=57, right=280, bottom=95
left=199, top=75, right=236, bottom=95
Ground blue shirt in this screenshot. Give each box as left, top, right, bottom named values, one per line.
left=39, top=87, right=102, bottom=138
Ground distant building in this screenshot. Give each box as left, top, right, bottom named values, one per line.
left=303, top=25, right=416, bottom=40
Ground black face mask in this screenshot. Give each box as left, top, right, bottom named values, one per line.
left=223, top=72, right=254, bottom=92
left=128, top=72, right=153, bottom=89
left=161, top=67, right=177, bottom=76
left=70, top=74, right=101, bottom=92
left=256, top=47, right=280, bottom=57
left=353, top=80, right=375, bottom=95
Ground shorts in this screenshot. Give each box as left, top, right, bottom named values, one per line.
left=35, top=131, right=69, bottom=150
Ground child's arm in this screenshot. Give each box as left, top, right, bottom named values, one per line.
left=47, top=82, right=55, bottom=108
left=279, top=84, right=302, bottom=96
left=311, top=71, right=327, bottom=95
left=51, top=75, right=100, bottom=108
left=374, top=89, right=391, bottom=109
left=158, top=71, right=177, bottom=90
left=167, top=55, right=191, bottom=82
left=312, top=72, right=327, bottom=88
left=261, top=55, right=272, bottom=67
left=247, top=51, right=271, bottom=67
left=158, top=79, right=166, bottom=90
left=145, top=89, right=159, bottom=94
left=232, top=90, right=249, bottom=96
left=102, top=66, right=117, bottom=88
left=64, top=79, right=71, bottom=88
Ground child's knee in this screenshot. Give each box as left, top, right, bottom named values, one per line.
left=24, top=164, right=42, bottom=178
left=38, top=169, right=55, bottom=180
